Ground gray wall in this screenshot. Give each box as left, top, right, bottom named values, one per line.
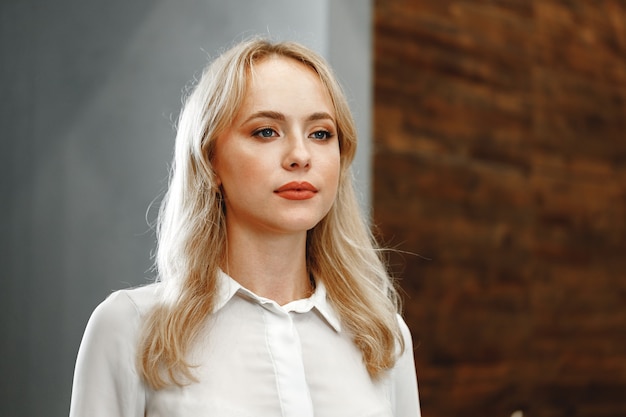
left=0, top=1, right=371, bottom=416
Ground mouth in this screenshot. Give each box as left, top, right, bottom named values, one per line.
left=274, top=181, right=318, bottom=200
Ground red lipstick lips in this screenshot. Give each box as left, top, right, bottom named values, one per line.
left=274, top=181, right=318, bottom=200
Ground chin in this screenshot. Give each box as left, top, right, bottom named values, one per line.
left=273, top=216, right=325, bottom=234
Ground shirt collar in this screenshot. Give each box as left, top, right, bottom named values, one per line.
left=214, top=269, right=342, bottom=332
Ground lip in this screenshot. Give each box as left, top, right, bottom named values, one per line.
left=274, top=181, right=318, bottom=200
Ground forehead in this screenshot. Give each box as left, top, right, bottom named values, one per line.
left=241, top=56, right=334, bottom=113
left=249, top=55, right=318, bottom=85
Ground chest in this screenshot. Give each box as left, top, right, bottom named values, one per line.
left=145, top=301, right=394, bottom=417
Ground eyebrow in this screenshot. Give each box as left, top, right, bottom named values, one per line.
left=307, top=112, right=335, bottom=123
left=242, top=110, right=335, bottom=125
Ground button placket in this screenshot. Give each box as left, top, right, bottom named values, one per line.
left=262, top=305, right=314, bottom=417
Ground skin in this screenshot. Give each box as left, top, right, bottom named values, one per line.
left=212, top=56, right=341, bottom=305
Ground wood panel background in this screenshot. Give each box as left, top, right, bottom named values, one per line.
left=373, top=1, right=626, bottom=416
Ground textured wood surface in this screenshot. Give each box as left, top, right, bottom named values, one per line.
left=373, top=1, right=626, bottom=416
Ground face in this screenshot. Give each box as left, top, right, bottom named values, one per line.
left=212, top=56, right=341, bottom=237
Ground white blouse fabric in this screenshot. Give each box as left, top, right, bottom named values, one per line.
left=69, top=271, right=421, bottom=417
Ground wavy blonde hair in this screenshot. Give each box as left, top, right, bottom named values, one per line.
left=139, top=38, right=404, bottom=389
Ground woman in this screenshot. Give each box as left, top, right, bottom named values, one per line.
left=69, top=38, right=421, bottom=417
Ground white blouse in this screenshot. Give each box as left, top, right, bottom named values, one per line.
left=69, top=271, right=421, bottom=417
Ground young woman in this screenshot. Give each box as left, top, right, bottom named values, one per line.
left=69, top=38, right=421, bottom=417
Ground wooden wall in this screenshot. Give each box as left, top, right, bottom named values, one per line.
left=373, top=1, right=626, bottom=416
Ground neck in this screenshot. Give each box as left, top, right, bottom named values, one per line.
left=222, top=225, right=312, bottom=305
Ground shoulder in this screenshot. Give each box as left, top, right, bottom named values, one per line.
left=396, top=314, right=414, bottom=352
left=389, top=315, right=422, bottom=415
left=70, top=284, right=160, bottom=417
left=105, top=283, right=162, bottom=315
left=85, top=283, right=161, bottom=341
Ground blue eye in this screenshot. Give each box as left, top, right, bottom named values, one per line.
left=310, top=130, right=333, bottom=140
left=253, top=128, right=278, bottom=138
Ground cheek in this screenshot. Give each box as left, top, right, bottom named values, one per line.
left=237, top=154, right=270, bottom=180
left=322, top=154, right=341, bottom=202
left=329, top=152, right=341, bottom=184
left=213, top=141, right=254, bottom=187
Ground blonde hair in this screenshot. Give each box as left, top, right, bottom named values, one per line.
left=139, top=38, right=404, bottom=389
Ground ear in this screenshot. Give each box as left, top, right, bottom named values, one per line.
left=212, top=167, right=221, bottom=187
left=209, top=157, right=221, bottom=187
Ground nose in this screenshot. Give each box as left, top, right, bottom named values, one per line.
left=283, top=135, right=311, bottom=170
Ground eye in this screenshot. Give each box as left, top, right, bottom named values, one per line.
left=309, top=130, right=334, bottom=140
left=253, top=127, right=278, bottom=138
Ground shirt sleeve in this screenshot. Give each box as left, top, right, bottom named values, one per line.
left=69, top=290, right=146, bottom=417
left=392, top=315, right=422, bottom=417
